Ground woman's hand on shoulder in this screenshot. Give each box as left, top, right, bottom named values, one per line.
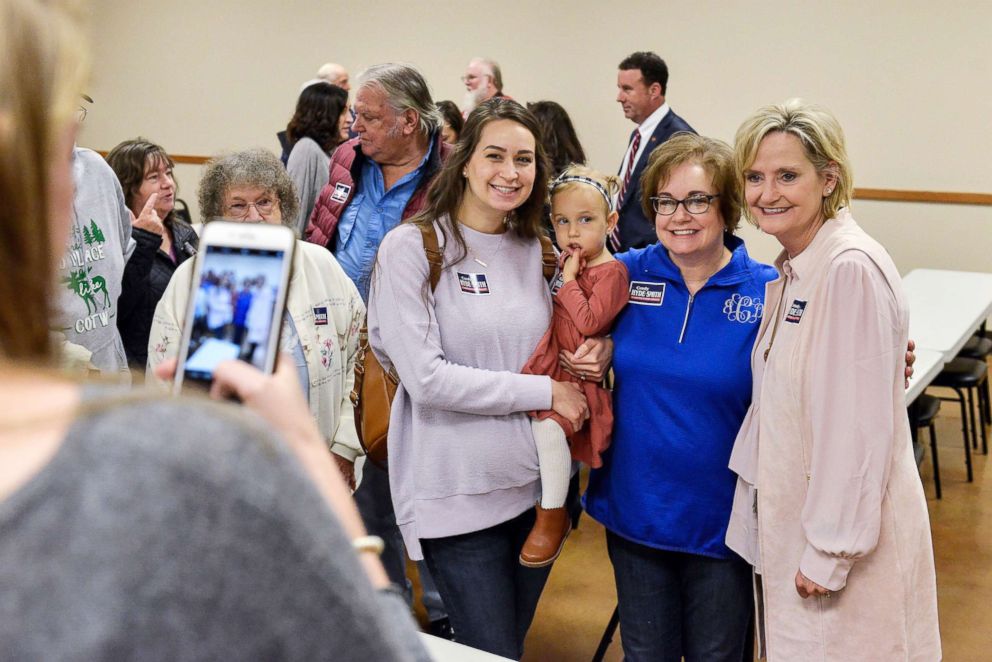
left=905, top=338, right=916, bottom=388
left=559, top=336, right=613, bottom=382
left=551, top=380, right=589, bottom=432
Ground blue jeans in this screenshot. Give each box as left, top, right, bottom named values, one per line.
left=353, top=461, right=446, bottom=621
left=421, top=508, right=553, bottom=659
left=606, top=530, right=753, bottom=662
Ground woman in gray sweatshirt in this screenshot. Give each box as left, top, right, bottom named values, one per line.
left=368, top=99, right=590, bottom=659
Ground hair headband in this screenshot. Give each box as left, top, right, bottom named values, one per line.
left=549, top=174, right=614, bottom=211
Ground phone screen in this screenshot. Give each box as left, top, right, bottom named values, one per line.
left=180, top=244, right=289, bottom=386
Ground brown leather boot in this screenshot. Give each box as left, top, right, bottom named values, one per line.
left=519, top=504, right=572, bottom=568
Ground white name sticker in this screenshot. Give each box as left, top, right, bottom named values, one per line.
left=628, top=280, right=666, bottom=306
left=330, top=182, right=351, bottom=203
left=457, top=272, right=491, bottom=295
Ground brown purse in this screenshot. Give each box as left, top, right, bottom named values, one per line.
left=351, top=224, right=556, bottom=469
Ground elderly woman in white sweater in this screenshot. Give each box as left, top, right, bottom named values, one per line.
left=148, top=149, right=365, bottom=488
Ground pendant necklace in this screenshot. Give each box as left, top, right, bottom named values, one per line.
left=467, top=232, right=505, bottom=268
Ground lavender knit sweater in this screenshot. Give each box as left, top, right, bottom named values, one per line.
left=368, top=218, right=553, bottom=559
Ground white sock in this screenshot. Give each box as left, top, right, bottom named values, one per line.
left=532, top=418, right=571, bottom=509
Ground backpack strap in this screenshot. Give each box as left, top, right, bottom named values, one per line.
left=418, top=222, right=444, bottom=291
left=538, top=233, right=557, bottom=282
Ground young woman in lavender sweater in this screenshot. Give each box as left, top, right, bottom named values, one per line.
left=367, top=99, right=590, bottom=659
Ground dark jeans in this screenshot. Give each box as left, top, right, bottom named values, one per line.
left=421, top=508, right=553, bottom=660
left=606, top=530, right=753, bottom=662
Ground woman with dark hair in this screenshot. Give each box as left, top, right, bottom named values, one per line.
left=106, top=138, right=198, bottom=370
left=436, top=99, right=463, bottom=144
left=526, top=100, right=586, bottom=177
left=367, top=98, right=589, bottom=659
left=527, top=100, right=588, bottom=244
left=286, top=82, right=350, bottom=235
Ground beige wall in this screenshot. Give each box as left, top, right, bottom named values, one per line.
left=80, top=0, right=991, bottom=272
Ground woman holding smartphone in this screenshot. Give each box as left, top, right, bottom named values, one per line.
left=0, top=1, right=425, bottom=659
left=148, top=149, right=366, bottom=488
left=367, top=98, right=589, bottom=659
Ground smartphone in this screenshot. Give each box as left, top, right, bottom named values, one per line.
left=173, top=221, right=296, bottom=394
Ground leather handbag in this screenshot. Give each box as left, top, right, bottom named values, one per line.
left=351, top=224, right=556, bottom=469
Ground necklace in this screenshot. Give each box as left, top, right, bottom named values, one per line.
left=466, top=231, right=506, bottom=268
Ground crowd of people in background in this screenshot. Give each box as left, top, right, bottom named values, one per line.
left=0, top=0, right=941, bottom=659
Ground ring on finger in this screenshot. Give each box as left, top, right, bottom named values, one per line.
left=579, top=371, right=586, bottom=380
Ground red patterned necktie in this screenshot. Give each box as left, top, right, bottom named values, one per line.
left=610, top=130, right=642, bottom=252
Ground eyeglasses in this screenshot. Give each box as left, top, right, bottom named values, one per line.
left=650, top=194, right=720, bottom=215
left=460, top=73, right=491, bottom=84
left=225, top=198, right=277, bottom=219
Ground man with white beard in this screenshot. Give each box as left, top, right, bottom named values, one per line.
left=460, top=57, right=509, bottom=115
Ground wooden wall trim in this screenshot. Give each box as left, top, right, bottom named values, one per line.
left=95, top=150, right=209, bottom=165
left=95, top=151, right=991, bottom=206
left=853, top=188, right=992, bottom=206
left=169, top=154, right=211, bottom=165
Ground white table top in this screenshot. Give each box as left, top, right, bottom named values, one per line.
left=905, top=348, right=945, bottom=404
left=903, top=269, right=992, bottom=359
left=418, top=633, right=513, bottom=661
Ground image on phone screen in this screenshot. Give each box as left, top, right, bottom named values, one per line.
left=182, top=244, right=287, bottom=384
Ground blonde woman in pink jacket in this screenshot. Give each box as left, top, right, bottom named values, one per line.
left=725, top=100, right=940, bottom=660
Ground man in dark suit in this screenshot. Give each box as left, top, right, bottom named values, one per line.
left=611, top=51, right=696, bottom=252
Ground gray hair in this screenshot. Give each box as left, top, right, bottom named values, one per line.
left=472, top=57, right=503, bottom=93
left=198, top=148, right=298, bottom=227
left=356, top=63, right=442, bottom=137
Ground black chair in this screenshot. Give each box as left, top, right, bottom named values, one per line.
left=931, top=357, right=988, bottom=481
left=592, top=606, right=620, bottom=662
left=910, top=394, right=942, bottom=499
left=958, top=333, right=992, bottom=445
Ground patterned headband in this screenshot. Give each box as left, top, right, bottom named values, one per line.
left=549, top=174, right=614, bottom=211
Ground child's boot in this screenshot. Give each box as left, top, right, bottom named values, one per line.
left=519, top=503, right=571, bottom=567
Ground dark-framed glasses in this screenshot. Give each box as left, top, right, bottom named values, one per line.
left=226, top=198, right=277, bottom=219
left=650, top=194, right=720, bottom=216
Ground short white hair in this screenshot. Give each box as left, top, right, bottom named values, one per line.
left=316, top=62, right=347, bottom=84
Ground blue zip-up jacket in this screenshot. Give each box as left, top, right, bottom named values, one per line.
left=584, top=235, right=777, bottom=558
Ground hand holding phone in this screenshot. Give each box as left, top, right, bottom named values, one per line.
left=173, top=221, right=295, bottom=393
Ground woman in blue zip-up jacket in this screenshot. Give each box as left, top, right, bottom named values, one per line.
left=583, top=132, right=776, bottom=661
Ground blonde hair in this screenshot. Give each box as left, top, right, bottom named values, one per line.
left=734, top=98, right=851, bottom=226
left=550, top=164, right=620, bottom=216
left=0, top=0, right=89, bottom=361
left=640, top=132, right=741, bottom=233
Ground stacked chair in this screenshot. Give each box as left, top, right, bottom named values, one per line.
left=925, top=329, right=991, bottom=490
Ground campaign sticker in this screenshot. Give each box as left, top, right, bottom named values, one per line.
left=785, top=299, right=807, bottom=324
left=550, top=274, right=564, bottom=296
left=313, top=306, right=328, bottom=326
left=628, top=280, right=666, bottom=306
left=457, top=272, right=491, bottom=295
left=330, top=182, right=351, bottom=203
